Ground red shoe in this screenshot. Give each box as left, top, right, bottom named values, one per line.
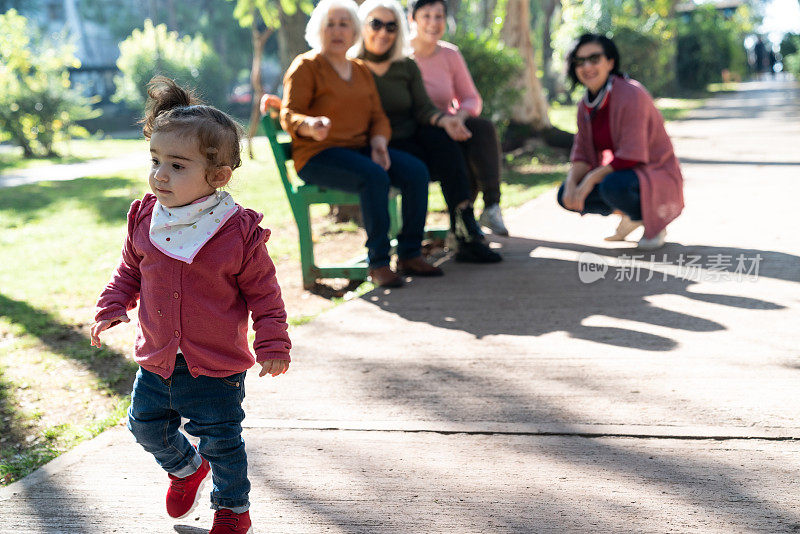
left=210, top=509, right=253, bottom=533
left=166, top=455, right=211, bottom=519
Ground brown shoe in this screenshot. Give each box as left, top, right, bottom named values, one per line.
left=397, top=256, right=444, bottom=277
left=368, top=266, right=404, bottom=288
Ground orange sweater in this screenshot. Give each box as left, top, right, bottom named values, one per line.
left=281, top=51, right=392, bottom=171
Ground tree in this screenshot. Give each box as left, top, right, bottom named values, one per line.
left=230, top=0, right=312, bottom=158
left=0, top=9, right=98, bottom=157
left=499, top=0, right=551, bottom=130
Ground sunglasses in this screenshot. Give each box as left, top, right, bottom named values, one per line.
left=368, top=17, right=398, bottom=33
left=573, top=53, right=605, bottom=67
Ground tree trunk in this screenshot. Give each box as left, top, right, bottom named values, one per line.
left=540, top=0, right=558, bottom=98
left=278, top=6, right=309, bottom=73
left=500, top=0, right=550, bottom=130
left=481, top=0, right=498, bottom=31
left=246, top=11, right=272, bottom=159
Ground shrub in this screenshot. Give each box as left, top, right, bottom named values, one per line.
left=449, top=31, right=523, bottom=128
left=610, top=24, right=675, bottom=96
left=0, top=10, right=99, bottom=157
left=113, top=20, right=228, bottom=110
left=676, top=4, right=749, bottom=90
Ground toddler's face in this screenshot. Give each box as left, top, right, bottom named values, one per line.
left=148, top=130, right=216, bottom=208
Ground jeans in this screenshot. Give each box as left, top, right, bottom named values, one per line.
left=299, top=146, right=430, bottom=268
left=390, top=125, right=471, bottom=232
left=461, top=117, right=502, bottom=207
left=557, top=169, right=642, bottom=221
left=128, top=355, right=249, bottom=511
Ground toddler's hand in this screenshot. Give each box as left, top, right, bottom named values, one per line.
left=90, top=315, right=130, bottom=348
left=259, top=359, right=290, bottom=377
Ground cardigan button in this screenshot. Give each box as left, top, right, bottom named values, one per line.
left=191, top=366, right=199, bottom=373
left=174, top=330, right=180, bottom=337
left=173, top=292, right=179, bottom=299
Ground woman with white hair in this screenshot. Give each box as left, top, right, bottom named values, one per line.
left=281, top=0, right=442, bottom=287
left=356, top=0, right=501, bottom=263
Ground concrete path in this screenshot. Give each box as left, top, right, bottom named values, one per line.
left=0, top=152, right=149, bottom=188
left=1, top=80, right=799, bottom=533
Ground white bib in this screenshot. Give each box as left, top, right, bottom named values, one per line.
left=149, top=191, right=237, bottom=264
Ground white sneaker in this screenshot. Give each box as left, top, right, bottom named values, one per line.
left=637, top=229, right=666, bottom=250
left=605, top=214, right=643, bottom=241
left=478, top=204, right=509, bottom=236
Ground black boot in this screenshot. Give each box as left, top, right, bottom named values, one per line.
left=453, top=207, right=502, bottom=263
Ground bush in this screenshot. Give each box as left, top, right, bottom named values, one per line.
left=610, top=24, right=675, bottom=96
left=676, top=5, right=749, bottom=90
left=113, top=20, right=228, bottom=110
left=783, top=53, right=800, bottom=78
left=0, top=10, right=99, bottom=157
left=449, top=31, right=523, bottom=128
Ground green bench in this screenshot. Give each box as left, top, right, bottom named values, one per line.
left=260, top=110, right=447, bottom=289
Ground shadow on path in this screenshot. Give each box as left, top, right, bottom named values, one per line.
left=362, top=237, right=787, bottom=349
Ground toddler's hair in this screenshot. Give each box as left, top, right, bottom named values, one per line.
left=142, top=76, right=242, bottom=171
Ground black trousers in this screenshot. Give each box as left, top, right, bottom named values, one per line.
left=461, top=117, right=502, bottom=206
left=390, top=125, right=472, bottom=229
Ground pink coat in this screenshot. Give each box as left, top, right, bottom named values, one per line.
left=570, top=76, right=684, bottom=238
left=95, top=194, right=291, bottom=379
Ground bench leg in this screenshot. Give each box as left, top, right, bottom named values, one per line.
left=293, top=202, right=317, bottom=290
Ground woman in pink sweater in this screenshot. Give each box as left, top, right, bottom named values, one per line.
left=408, top=0, right=509, bottom=236
left=558, top=33, right=684, bottom=249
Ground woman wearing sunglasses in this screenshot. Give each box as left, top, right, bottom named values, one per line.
left=355, top=0, right=502, bottom=263
left=281, top=0, right=442, bottom=288
left=558, top=33, right=684, bottom=249
left=408, top=0, right=508, bottom=237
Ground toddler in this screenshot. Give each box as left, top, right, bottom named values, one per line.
left=91, top=76, right=291, bottom=534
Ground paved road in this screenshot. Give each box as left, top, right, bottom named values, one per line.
left=1, top=80, right=798, bottom=533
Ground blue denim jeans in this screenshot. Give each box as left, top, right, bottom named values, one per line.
left=299, top=146, right=430, bottom=268
left=557, top=169, right=642, bottom=221
left=127, top=355, right=249, bottom=511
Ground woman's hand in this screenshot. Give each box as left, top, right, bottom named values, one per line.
left=259, top=94, right=282, bottom=117
left=562, top=181, right=587, bottom=212
left=440, top=115, right=472, bottom=142
left=300, top=116, right=331, bottom=141
left=259, top=359, right=290, bottom=377
left=90, top=315, right=130, bottom=348
left=370, top=135, right=391, bottom=170
left=563, top=165, right=612, bottom=212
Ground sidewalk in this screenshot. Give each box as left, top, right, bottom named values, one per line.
left=0, top=152, right=150, bottom=188
left=1, top=80, right=799, bottom=533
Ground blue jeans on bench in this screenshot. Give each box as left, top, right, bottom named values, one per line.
left=557, top=169, right=642, bottom=221
left=299, top=146, right=429, bottom=268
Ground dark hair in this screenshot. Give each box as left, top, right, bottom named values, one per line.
left=142, top=76, right=242, bottom=171
left=566, top=33, right=622, bottom=89
left=408, top=0, right=447, bottom=18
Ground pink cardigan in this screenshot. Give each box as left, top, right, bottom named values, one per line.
left=95, top=194, right=291, bottom=379
left=414, top=41, right=482, bottom=117
left=571, top=76, right=684, bottom=238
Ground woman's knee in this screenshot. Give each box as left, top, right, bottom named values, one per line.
left=465, top=117, right=497, bottom=139
left=556, top=182, right=569, bottom=210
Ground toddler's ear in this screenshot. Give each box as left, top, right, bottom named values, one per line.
left=210, top=166, right=232, bottom=188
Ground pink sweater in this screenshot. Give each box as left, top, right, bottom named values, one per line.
left=414, top=41, right=482, bottom=117
left=94, top=194, right=291, bottom=379
left=570, top=76, right=684, bottom=238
